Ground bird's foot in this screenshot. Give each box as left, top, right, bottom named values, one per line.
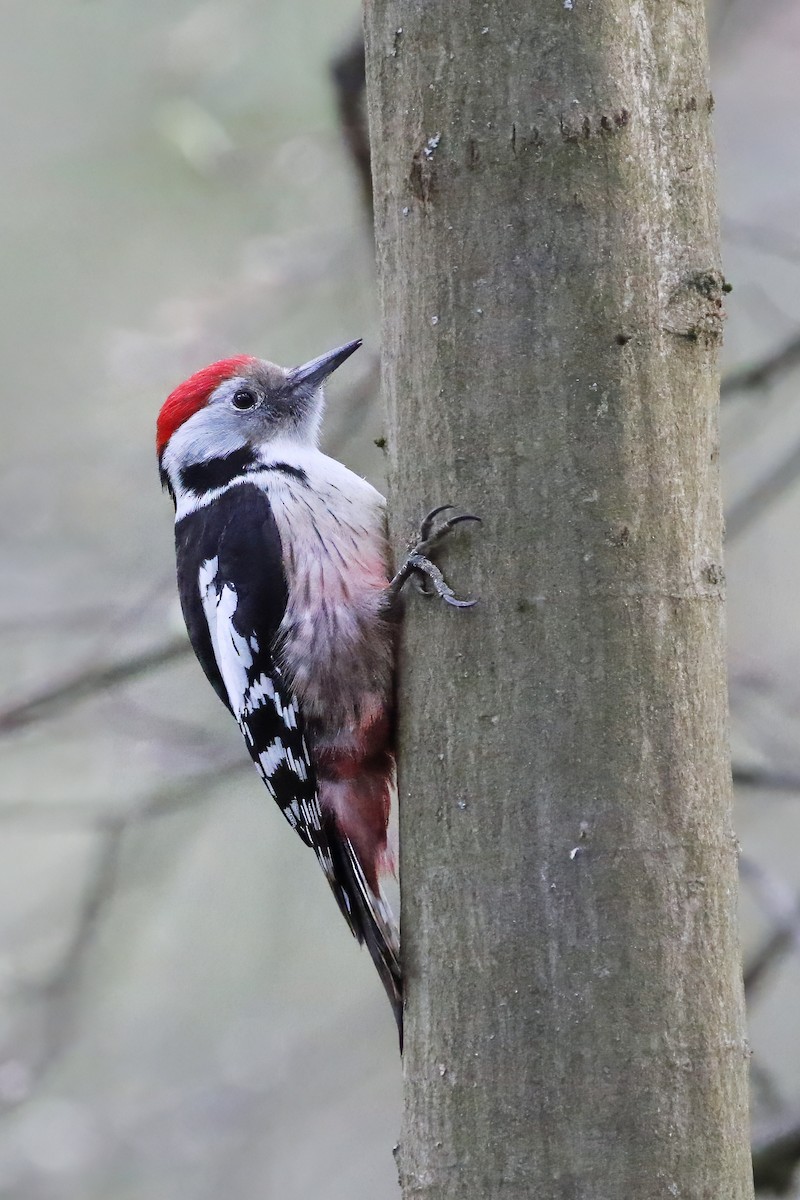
left=388, top=505, right=481, bottom=609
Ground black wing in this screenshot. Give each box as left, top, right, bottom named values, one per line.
left=175, top=484, right=379, bottom=944
left=175, top=483, right=402, bottom=1038
left=175, top=484, right=323, bottom=852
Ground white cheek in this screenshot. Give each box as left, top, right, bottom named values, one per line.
left=180, top=407, right=253, bottom=462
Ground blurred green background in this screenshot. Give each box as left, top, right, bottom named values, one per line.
left=1, top=1, right=800, bottom=1196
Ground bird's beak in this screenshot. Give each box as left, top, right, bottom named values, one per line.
left=286, top=339, right=362, bottom=393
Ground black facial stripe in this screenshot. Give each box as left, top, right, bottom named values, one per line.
left=159, top=461, right=175, bottom=500
left=180, top=446, right=259, bottom=494
left=269, top=462, right=309, bottom=484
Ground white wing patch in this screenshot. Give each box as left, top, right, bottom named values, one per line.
left=197, top=558, right=325, bottom=862
left=259, top=737, right=288, bottom=777
left=198, top=557, right=253, bottom=717
left=243, top=672, right=275, bottom=712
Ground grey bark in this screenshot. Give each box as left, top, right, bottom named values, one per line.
left=364, top=2, right=754, bottom=1198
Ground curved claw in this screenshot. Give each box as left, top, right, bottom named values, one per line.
left=409, top=553, right=478, bottom=609
left=420, top=504, right=455, bottom=541
left=443, top=593, right=478, bottom=609
left=417, top=512, right=482, bottom=557
left=445, top=513, right=482, bottom=530
left=414, top=573, right=477, bottom=607
left=388, top=504, right=480, bottom=612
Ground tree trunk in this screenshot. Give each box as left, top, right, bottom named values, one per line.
left=364, top=2, right=754, bottom=1197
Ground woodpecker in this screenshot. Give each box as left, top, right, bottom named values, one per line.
left=156, top=339, right=477, bottom=1044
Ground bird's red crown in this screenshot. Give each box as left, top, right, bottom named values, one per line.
left=156, top=356, right=254, bottom=456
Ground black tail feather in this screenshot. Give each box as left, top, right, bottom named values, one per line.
left=323, top=817, right=403, bottom=1049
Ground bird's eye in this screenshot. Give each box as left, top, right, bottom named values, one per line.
left=231, top=388, right=257, bottom=411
